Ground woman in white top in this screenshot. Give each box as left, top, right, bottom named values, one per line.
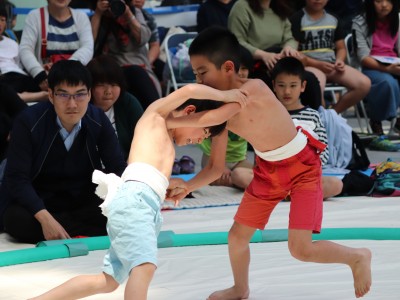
left=19, top=0, right=93, bottom=92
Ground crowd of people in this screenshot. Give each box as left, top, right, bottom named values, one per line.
left=1, top=0, right=396, bottom=298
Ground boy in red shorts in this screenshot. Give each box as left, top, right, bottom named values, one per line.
left=168, top=27, right=372, bottom=299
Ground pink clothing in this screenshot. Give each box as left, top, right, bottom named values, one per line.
left=234, top=133, right=325, bottom=233
left=370, top=21, right=399, bottom=57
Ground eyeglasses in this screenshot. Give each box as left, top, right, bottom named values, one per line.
left=54, top=92, right=89, bottom=102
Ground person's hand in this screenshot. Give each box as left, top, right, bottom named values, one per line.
left=211, top=167, right=232, bottom=186
left=221, top=89, right=248, bottom=108
left=386, top=63, right=400, bottom=76
left=38, top=79, right=48, bottom=91
left=334, top=59, right=345, bottom=72
left=43, top=62, right=53, bottom=72
left=280, top=46, right=300, bottom=59
left=261, top=51, right=281, bottom=71
left=166, top=178, right=189, bottom=206
left=35, top=210, right=71, bottom=241
left=317, top=61, right=335, bottom=74
left=95, top=0, right=109, bottom=15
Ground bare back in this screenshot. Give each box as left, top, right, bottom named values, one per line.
left=227, top=78, right=297, bottom=152
left=127, top=111, right=175, bottom=179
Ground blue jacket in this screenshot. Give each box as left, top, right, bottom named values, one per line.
left=0, top=101, right=127, bottom=227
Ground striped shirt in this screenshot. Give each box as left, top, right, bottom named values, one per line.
left=289, top=106, right=329, bottom=165
left=46, top=14, right=79, bottom=56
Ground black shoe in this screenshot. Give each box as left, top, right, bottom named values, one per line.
left=370, top=120, right=384, bottom=136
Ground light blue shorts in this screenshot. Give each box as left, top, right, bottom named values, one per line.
left=102, top=181, right=163, bottom=284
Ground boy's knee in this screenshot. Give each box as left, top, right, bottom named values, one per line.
left=288, top=241, right=314, bottom=262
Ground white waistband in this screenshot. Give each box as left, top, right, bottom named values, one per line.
left=122, top=162, right=169, bottom=202
left=254, top=130, right=307, bottom=161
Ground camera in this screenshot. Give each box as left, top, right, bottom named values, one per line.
left=108, top=0, right=128, bottom=17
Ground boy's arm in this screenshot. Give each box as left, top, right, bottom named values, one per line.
left=146, top=84, right=247, bottom=117
left=166, top=102, right=242, bottom=129
left=167, top=130, right=228, bottom=202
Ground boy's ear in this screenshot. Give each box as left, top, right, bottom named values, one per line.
left=184, top=104, right=197, bottom=114
left=222, top=60, right=235, bottom=74
left=301, top=80, right=307, bottom=93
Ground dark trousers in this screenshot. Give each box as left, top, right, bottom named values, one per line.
left=3, top=203, right=108, bottom=244
left=123, top=65, right=160, bottom=110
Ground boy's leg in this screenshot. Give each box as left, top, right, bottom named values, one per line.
left=125, top=263, right=157, bottom=300
left=288, top=229, right=372, bottom=298
left=322, top=176, right=343, bottom=199
left=327, top=65, right=371, bottom=114
left=29, top=273, right=119, bottom=300
left=207, top=221, right=256, bottom=300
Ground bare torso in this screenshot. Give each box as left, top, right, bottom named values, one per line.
left=227, top=79, right=297, bottom=152
left=127, top=112, right=175, bottom=179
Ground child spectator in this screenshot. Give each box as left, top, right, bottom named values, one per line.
left=271, top=57, right=343, bottom=199
left=87, top=55, right=144, bottom=160
left=290, top=0, right=371, bottom=114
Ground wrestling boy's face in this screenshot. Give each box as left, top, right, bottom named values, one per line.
left=191, top=55, right=229, bottom=90
left=173, top=127, right=211, bottom=146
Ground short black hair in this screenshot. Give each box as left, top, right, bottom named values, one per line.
left=86, top=55, right=126, bottom=92
left=176, top=99, right=227, bottom=137
left=239, top=45, right=253, bottom=70
left=189, top=26, right=241, bottom=72
left=270, top=57, right=305, bottom=82
left=48, top=60, right=92, bottom=90
left=0, top=6, right=7, bottom=19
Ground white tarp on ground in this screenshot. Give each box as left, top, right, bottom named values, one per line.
left=0, top=192, right=399, bottom=300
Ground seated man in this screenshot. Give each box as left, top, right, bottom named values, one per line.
left=0, top=60, right=127, bottom=244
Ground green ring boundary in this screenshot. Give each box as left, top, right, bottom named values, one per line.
left=1, top=228, right=398, bottom=267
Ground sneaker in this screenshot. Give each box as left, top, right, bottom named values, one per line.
left=172, top=159, right=181, bottom=175
left=368, top=136, right=400, bottom=152
left=369, top=120, right=384, bottom=136
left=179, top=155, right=195, bottom=174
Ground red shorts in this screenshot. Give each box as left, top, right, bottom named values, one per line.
left=234, top=144, right=323, bottom=233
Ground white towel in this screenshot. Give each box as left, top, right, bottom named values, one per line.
left=92, top=170, right=123, bottom=216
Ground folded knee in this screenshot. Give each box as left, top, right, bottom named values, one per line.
left=288, top=242, right=314, bottom=262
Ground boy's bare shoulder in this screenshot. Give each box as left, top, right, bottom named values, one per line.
left=240, top=78, right=271, bottom=92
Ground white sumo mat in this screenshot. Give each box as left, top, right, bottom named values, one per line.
left=1, top=195, right=400, bottom=300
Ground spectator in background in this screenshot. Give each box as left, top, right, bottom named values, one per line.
left=0, top=83, right=27, bottom=161
left=1, top=0, right=20, bottom=42
left=197, top=0, right=237, bottom=32
left=90, top=0, right=162, bottom=109
left=87, top=55, right=144, bottom=160
left=19, top=0, right=94, bottom=93
left=325, top=0, right=363, bottom=35
left=132, top=0, right=165, bottom=84
left=290, top=0, right=370, bottom=114
left=0, top=7, right=48, bottom=102
left=0, top=60, right=126, bottom=244
left=352, top=0, right=400, bottom=136
left=228, top=0, right=323, bottom=110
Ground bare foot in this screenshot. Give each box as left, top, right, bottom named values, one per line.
left=350, top=248, right=372, bottom=298
left=207, top=286, right=249, bottom=300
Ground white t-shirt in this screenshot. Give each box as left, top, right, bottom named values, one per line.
left=0, top=36, right=27, bottom=75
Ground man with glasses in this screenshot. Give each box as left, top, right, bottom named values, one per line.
left=0, top=60, right=127, bottom=244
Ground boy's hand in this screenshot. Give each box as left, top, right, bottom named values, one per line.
left=318, top=61, right=335, bottom=74
left=334, top=60, right=345, bottom=72
left=166, top=178, right=190, bottom=205
left=221, top=89, right=248, bottom=108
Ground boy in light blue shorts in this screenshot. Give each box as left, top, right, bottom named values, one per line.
left=29, top=83, right=247, bottom=300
